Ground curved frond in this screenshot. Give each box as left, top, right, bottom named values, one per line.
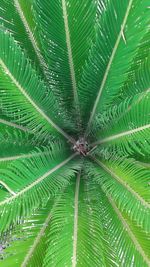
left=0, top=0, right=46, bottom=76
left=116, top=32, right=150, bottom=103
left=43, top=174, right=111, bottom=267
left=0, top=30, right=75, bottom=143
left=91, top=91, right=150, bottom=156
left=86, top=162, right=150, bottom=266
left=34, top=0, right=97, bottom=126
left=80, top=0, right=149, bottom=133
left=0, top=1, right=149, bottom=266
left=0, top=143, right=80, bottom=233
left=0, top=126, right=45, bottom=172
left=87, top=158, right=150, bottom=232
left=0, top=198, right=56, bottom=267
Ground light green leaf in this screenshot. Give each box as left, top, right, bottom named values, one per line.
left=81, top=0, right=149, bottom=133
left=34, top=0, right=97, bottom=126
left=0, top=142, right=80, bottom=233
left=0, top=30, right=75, bottom=143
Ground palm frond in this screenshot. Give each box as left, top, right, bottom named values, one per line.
left=0, top=198, right=55, bottom=267
left=114, top=40, right=150, bottom=104
left=0, top=142, right=80, bottom=233
left=90, top=52, right=150, bottom=140
left=43, top=173, right=112, bottom=267
left=79, top=0, right=149, bottom=133
left=34, top=0, right=97, bottom=125
left=0, top=30, right=75, bottom=143
left=0, top=0, right=47, bottom=76
left=93, top=153, right=150, bottom=203
left=91, top=90, right=150, bottom=156
left=86, top=162, right=150, bottom=266
left=0, top=126, right=36, bottom=173
left=0, top=1, right=150, bottom=265
left=87, top=158, right=150, bottom=232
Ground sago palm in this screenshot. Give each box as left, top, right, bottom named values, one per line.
left=0, top=0, right=150, bottom=266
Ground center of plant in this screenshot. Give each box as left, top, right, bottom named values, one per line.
left=73, top=138, right=89, bottom=156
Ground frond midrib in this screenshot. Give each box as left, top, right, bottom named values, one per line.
left=62, top=0, right=81, bottom=116
left=72, top=171, right=81, bottom=267
left=0, top=118, right=29, bottom=132
left=0, top=180, right=16, bottom=196
left=0, top=150, right=50, bottom=162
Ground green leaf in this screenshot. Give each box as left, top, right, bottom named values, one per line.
left=91, top=90, right=150, bottom=156
left=86, top=162, right=150, bottom=266
left=115, top=31, right=150, bottom=103
left=0, top=1, right=150, bottom=266
left=43, top=174, right=109, bottom=267
left=0, top=30, right=75, bottom=142
left=87, top=159, right=150, bottom=232
left=0, top=142, right=80, bottom=233
left=0, top=0, right=46, bottom=76
left=0, top=126, right=43, bottom=172
left=80, top=0, right=149, bottom=132
left=0, top=198, right=54, bottom=267
left=34, top=0, right=97, bottom=124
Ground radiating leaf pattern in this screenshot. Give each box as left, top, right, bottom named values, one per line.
left=0, top=0, right=150, bottom=266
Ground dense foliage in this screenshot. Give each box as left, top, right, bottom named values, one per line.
left=0, top=0, right=150, bottom=266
